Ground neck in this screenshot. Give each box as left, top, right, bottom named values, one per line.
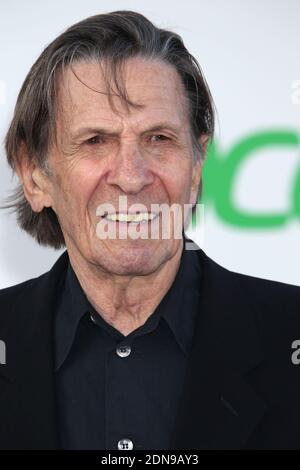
left=67, top=240, right=184, bottom=336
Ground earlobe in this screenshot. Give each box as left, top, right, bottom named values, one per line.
left=31, top=167, right=53, bottom=209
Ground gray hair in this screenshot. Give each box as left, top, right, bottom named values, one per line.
left=1, top=10, right=215, bottom=249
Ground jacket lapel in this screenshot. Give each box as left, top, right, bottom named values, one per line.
left=170, top=249, right=267, bottom=449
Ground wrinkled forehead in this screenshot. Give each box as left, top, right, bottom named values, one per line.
left=55, top=57, right=191, bottom=133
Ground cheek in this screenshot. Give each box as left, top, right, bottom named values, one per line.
left=52, top=163, right=101, bottom=217
left=159, top=164, right=192, bottom=202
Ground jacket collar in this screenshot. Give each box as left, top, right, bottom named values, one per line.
left=0, top=245, right=266, bottom=449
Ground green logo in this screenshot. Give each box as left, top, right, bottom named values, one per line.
left=196, top=129, right=300, bottom=229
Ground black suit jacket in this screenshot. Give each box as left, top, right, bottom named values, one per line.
left=0, top=247, right=300, bottom=450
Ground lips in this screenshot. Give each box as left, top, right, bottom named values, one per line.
left=102, top=212, right=159, bottom=223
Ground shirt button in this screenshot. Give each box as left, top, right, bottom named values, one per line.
left=116, top=345, right=131, bottom=358
left=118, top=438, right=134, bottom=450
left=90, top=314, right=97, bottom=324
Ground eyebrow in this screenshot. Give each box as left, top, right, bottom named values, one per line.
left=70, top=127, right=119, bottom=140
left=145, top=123, right=182, bottom=134
left=70, top=122, right=182, bottom=140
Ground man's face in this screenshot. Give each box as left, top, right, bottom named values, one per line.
left=42, top=57, right=202, bottom=275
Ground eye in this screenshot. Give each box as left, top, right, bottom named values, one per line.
left=148, top=134, right=170, bottom=143
left=86, top=135, right=103, bottom=145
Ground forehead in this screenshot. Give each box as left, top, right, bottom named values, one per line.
left=56, top=57, right=190, bottom=131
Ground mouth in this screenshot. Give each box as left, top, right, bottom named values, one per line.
left=101, top=212, right=159, bottom=224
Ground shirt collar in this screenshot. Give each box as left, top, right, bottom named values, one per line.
left=54, top=260, right=89, bottom=371
left=55, top=233, right=201, bottom=371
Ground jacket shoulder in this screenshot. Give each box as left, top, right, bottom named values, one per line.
left=0, top=274, right=47, bottom=327
left=230, top=265, right=300, bottom=310
left=201, top=249, right=300, bottom=300
left=0, top=275, right=43, bottom=304
left=201, top=250, right=300, bottom=334
left=0, top=251, right=69, bottom=329
left=0, top=250, right=68, bottom=301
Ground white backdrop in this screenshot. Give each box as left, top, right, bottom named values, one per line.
left=0, top=0, right=299, bottom=288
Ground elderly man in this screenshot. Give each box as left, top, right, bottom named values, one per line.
left=0, top=11, right=300, bottom=451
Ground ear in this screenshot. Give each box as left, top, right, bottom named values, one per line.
left=190, top=160, right=202, bottom=207
left=16, top=143, right=54, bottom=212
left=199, top=133, right=210, bottom=157
left=190, top=134, right=210, bottom=206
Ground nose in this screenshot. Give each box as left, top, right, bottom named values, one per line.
left=106, top=139, right=154, bottom=194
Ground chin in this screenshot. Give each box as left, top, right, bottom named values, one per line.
left=95, top=240, right=166, bottom=276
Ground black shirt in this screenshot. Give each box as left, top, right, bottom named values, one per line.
left=54, top=240, right=202, bottom=450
